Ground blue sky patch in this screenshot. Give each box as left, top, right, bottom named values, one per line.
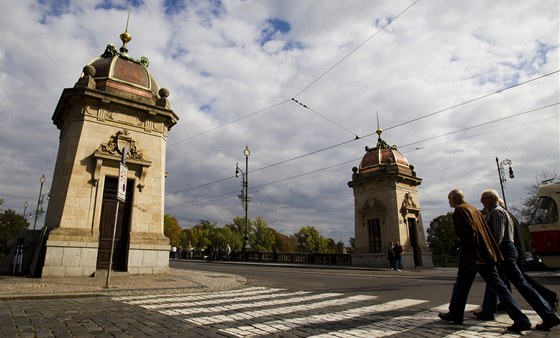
left=94, top=0, right=143, bottom=11
left=260, top=18, right=291, bottom=46
left=38, top=0, right=70, bottom=23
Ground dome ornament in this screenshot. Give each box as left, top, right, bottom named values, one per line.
left=98, top=9, right=150, bottom=68
left=119, top=9, right=132, bottom=56
left=365, top=114, right=397, bottom=151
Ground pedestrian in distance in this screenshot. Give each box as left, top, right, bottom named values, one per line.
left=387, top=241, right=395, bottom=270
left=438, top=189, right=532, bottom=333
left=474, top=189, right=560, bottom=331
left=394, top=241, right=403, bottom=271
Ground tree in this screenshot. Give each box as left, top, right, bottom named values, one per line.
left=295, top=225, right=326, bottom=253
left=0, top=209, right=29, bottom=255
left=164, top=214, right=182, bottom=247
left=270, top=228, right=297, bottom=252
left=349, top=237, right=355, bottom=251
left=224, top=217, right=250, bottom=250
left=426, top=212, right=458, bottom=256
left=512, top=170, right=559, bottom=223
left=252, top=216, right=276, bottom=251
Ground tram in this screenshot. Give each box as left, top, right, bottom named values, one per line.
left=528, top=182, right=560, bottom=269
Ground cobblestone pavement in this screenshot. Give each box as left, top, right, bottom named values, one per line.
left=0, top=267, right=247, bottom=299
left=1, top=266, right=559, bottom=337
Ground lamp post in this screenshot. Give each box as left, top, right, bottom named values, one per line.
left=33, top=175, right=46, bottom=230
left=235, top=146, right=250, bottom=257
left=496, top=157, right=514, bottom=210
left=23, top=201, right=28, bottom=218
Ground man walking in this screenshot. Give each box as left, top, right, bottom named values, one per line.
left=474, top=189, right=560, bottom=331
left=438, top=189, right=532, bottom=332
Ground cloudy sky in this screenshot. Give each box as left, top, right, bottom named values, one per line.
left=1, top=0, right=558, bottom=244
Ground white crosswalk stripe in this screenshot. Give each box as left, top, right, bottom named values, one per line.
left=220, top=298, right=426, bottom=337
left=112, top=287, right=542, bottom=337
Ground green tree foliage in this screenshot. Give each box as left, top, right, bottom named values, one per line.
left=166, top=214, right=352, bottom=254
left=182, top=224, right=210, bottom=250
left=296, top=225, right=327, bottom=253
left=163, top=214, right=182, bottom=247
left=349, top=237, right=355, bottom=251
left=426, top=212, right=458, bottom=256
left=0, top=209, right=29, bottom=254
left=270, top=228, right=297, bottom=252
left=252, top=216, right=276, bottom=251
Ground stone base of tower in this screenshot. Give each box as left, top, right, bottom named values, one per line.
left=127, top=232, right=170, bottom=275
left=42, top=228, right=99, bottom=277
left=351, top=252, right=434, bottom=269
left=41, top=228, right=170, bottom=277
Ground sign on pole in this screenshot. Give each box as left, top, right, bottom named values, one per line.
left=118, top=163, right=128, bottom=202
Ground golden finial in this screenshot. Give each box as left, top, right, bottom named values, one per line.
left=376, top=111, right=382, bottom=137
left=119, top=9, right=132, bottom=55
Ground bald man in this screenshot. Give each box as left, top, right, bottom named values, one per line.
left=438, top=189, right=531, bottom=333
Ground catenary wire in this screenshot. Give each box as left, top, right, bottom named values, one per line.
left=292, top=0, right=422, bottom=98
left=165, top=93, right=558, bottom=197
left=165, top=102, right=558, bottom=208
left=166, top=1, right=421, bottom=147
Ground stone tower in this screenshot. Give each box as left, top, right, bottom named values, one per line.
left=41, top=29, right=179, bottom=277
left=348, top=129, right=432, bottom=268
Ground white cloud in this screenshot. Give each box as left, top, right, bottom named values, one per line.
left=0, top=0, right=558, bottom=246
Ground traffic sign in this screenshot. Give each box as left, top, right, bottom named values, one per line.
left=118, top=163, right=128, bottom=202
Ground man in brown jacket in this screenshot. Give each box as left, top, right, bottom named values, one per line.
left=438, top=189, right=532, bottom=333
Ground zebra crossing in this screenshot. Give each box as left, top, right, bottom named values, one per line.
left=112, top=287, right=543, bottom=337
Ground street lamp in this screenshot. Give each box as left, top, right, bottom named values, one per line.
left=33, top=175, right=46, bottom=230
left=496, top=157, right=514, bottom=210
left=235, top=146, right=250, bottom=257
left=23, top=201, right=28, bottom=218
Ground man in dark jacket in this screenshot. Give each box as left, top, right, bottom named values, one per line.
left=438, top=189, right=531, bottom=333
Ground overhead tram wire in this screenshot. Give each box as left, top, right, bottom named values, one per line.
left=292, top=0, right=422, bottom=99
left=291, top=98, right=360, bottom=139
left=167, top=99, right=292, bottom=147
left=382, top=70, right=560, bottom=133
left=397, top=102, right=560, bottom=148
left=166, top=1, right=421, bottom=147
left=401, top=113, right=560, bottom=152
left=165, top=101, right=558, bottom=207
left=165, top=74, right=559, bottom=198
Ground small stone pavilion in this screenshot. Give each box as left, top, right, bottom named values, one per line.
left=40, top=29, right=179, bottom=277
left=348, top=129, right=432, bottom=268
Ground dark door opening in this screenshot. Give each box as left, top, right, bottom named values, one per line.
left=97, top=176, right=133, bottom=271
left=408, top=217, right=422, bottom=267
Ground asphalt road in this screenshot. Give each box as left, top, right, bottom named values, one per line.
left=2, top=261, right=558, bottom=337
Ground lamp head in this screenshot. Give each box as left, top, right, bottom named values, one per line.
left=509, top=166, right=514, bottom=179
left=244, top=146, right=250, bottom=157
left=40, top=175, right=46, bottom=183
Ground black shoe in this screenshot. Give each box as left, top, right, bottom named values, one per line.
left=535, top=315, right=560, bottom=331
left=473, top=311, right=494, bottom=321
left=507, top=322, right=532, bottom=333
left=438, top=312, right=463, bottom=325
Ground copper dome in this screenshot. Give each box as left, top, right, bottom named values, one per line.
left=358, top=129, right=413, bottom=175
left=86, top=32, right=160, bottom=103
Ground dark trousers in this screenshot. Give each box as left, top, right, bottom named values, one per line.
left=448, top=262, right=530, bottom=325
left=480, top=242, right=557, bottom=321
